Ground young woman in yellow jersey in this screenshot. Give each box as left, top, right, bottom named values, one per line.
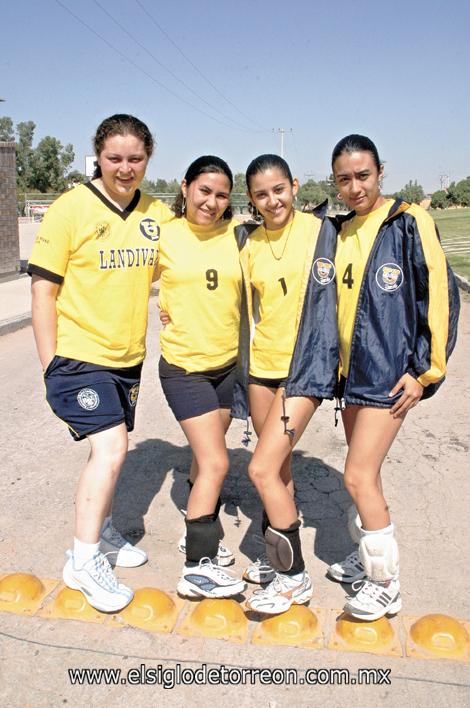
left=327, top=134, right=459, bottom=620
left=157, top=156, right=246, bottom=599
left=236, top=155, right=338, bottom=614
left=28, top=114, right=173, bottom=613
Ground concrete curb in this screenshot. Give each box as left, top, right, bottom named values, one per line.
left=0, top=313, right=32, bottom=336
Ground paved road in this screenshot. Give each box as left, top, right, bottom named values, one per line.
left=0, top=295, right=469, bottom=706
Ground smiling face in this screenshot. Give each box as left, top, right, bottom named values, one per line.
left=96, top=133, right=149, bottom=206
left=333, top=150, right=385, bottom=216
left=182, top=171, right=232, bottom=226
left=248, top=167, right=298, bottom=230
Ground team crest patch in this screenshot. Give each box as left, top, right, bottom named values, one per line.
left=95, top=222, right=111, bottom=240
left=77, top=388, right=100, bottom=411
left=312, top=257, right=335, bottom=285
left=128, top=383, right=140, bottom=407
left=139, top=218, right=160, bottom=241
left=375, top=263, right=404, bottom=292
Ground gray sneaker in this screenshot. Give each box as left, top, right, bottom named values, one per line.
left=100, top=523, right=147, bottom=568
left=63, top=550, right=133, bottom=612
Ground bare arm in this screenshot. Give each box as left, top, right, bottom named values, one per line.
left=31, top=275, right=60, bottom=370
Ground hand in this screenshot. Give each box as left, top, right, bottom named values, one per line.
left=158, top=308, right=171, bottom=326
left=389, top=373, right=424, bottom=418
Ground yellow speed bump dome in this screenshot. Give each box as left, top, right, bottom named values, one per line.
left=0, top=573, right=57, bottom=615
left=329, top=611, right=402, bottom=656
left=119, top=588, right=183, bottom=633
left=252, top=605, right=323, bottom=648
left=178, top=598, right=248, bottom=643
left=41, top=586, right=106, bottom=623
left=407, top=614, right=470, bottom=661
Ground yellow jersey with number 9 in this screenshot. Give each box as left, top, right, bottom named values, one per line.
left=157, top=217, right=242, bottom=372
left=336, top=199, right=394, bottom=376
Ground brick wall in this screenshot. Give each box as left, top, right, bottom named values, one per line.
left=0, top=142, right=20, bottom=276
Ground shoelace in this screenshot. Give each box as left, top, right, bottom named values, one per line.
left=350, top=578, right=386, bottom=600
left=88, top=554, right=119, bottom=591
left=198, top=557, right=232, bottom=580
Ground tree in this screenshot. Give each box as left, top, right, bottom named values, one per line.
left=0, top=116, right=14, bottom=141
left=448, top=177, right=470, bottom=207
left=431, top=190, right=449, bottom=209
left=16, top=120, right=36, bottom=191
left=233, top=172, right=246, bottom=193
left=30, top=136, right=75, bottom=192
left=396, top=180, right=425, bottom=204
left=297, top=179, right=328, bottom=208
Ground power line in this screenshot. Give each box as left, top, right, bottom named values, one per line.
left=93, top=0, right=255, bottom=133
left=53, top=0, right=256, bottom=132
left=134, top=0, right=268, bottom=132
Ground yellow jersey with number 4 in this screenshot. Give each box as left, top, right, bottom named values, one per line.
left=336, top=199, right=394, bottom=376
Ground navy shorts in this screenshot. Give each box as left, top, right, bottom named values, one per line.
left=159, top=356, right=236, bottom=421
left=44, top=356, right=142, bottom=441
left=248, top=374, right=288, bottom=389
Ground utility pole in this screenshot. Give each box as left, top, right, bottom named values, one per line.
left=273, top=128, right=292, bottom=158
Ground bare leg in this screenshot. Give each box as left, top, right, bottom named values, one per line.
left=180, top=408, right=231, bottom=519
left=248, top=389, right=320, bottom=528
left=75, top=423, right=128, bottom=543
left=249, top=384, right=293, bottom=494
left=341, top=406, right=405, bottom=530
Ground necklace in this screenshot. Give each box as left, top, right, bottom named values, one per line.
left=264, top=211, right=295, bottom=261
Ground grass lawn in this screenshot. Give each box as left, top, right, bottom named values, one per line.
left=431, top=208, right=470, bottom=280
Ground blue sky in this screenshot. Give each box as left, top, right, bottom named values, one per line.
left=2, top=0, right=469, bottom=192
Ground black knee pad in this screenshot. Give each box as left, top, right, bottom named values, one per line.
left=185, top=514, right=219, bottom=562
left=265, top=520, right=304, bottom=574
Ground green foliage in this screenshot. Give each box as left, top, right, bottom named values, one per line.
left=447, top=177, right=470, bottom=207
left=431, top=190, right=449, bottom=209
left=3, top=116, right=78, bottom=193
left=395, top=180, right=425, bottom=204
left=0, top=116, right=14, bottom=141
left=233, top=172, right=246, bottom=193
left=297, top=179, right=328, bottom=207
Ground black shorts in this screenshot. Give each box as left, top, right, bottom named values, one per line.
left=44, top=356, right=142, bottom=441
left=159, top=356, right=236, bottom=421
left=248, top=374, right=288, bottom=389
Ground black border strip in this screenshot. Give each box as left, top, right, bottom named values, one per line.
left=85, top=182, right=141, bottom=220
left=27, top=264, right=64, bottom=284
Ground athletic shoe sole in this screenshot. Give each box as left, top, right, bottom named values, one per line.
left=246, top=585, right=313, bottom=614
left=62, top=564, right=133, bottom=613
left=177, top=577, right=246, bottom=599
left=99, top=540, right=148, bottom=568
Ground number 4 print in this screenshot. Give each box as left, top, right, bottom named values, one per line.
left=342, top=263, right=354, bottom=289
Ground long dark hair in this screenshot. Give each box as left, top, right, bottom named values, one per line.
left=92, top=114, right=154, bottom=178
left=174, top=155, right=233, bottom=219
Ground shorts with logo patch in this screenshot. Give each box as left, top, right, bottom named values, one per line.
left=159, top=356, right=236, bottom=421
left=43, top=356, right=143, bottom=441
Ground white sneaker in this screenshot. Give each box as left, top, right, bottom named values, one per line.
left=344, top=576, right=402, bottom=621
left=246, top=570, right=313, bottom=614
left=243, top=554, right=276, bottom=584
left=327, top=549, right=366, bottom=584
left=63, top=550, right=133, bottom=612
left=100, top=523, right=147, bottom=568
left=177, top=534, right=234, bottom=567
left=177, top=557, right=246, bottom=599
